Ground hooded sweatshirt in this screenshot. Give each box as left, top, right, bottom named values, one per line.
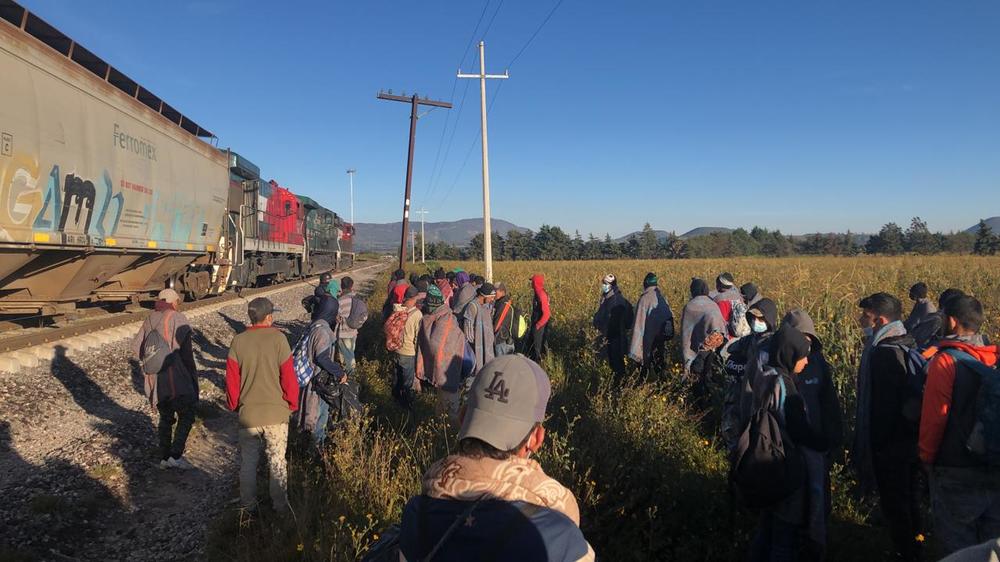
left=681, top=280, right=728, bottom=369
left=452, top=272, right=477, bottom=315
left=904, top=297, right=937, bottom=337
left=920, top=336, right=999, bottom=467
left=531, top=275, right=551, bottom=331
left=416, top=303, right=471, bottom=392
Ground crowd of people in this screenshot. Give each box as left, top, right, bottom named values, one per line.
left=129, top=267, right=1000, bottom=561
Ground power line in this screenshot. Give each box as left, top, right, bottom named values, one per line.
left=481, top=0, right=505, bottom=41
left=507, top=0, right=565, bottom=68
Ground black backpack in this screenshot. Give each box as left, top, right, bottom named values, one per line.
left=730, top=370, right=805, bottom=509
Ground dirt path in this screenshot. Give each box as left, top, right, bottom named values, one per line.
left=0, top=266, right=384, bottom=561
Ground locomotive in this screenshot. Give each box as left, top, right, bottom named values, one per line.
left=0, top=1, right=354, bottom=316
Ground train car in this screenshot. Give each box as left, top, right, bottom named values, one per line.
left=297, top=195, right=355, bottom=273
left=0, top=1, right=229, bottom=314
left=224, top=153, right=307, bottom=288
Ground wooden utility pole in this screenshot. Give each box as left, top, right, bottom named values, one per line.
left=458, top=42, right=508, bottom=282
left=377, top=91, right=451, bottom=270
left=415, top=208, right=429, bottom=263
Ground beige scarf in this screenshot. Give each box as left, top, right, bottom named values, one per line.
left=421, top=454, right=581, bottom=525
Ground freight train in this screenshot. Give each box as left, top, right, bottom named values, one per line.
left=0, top=1, right=354, bottom=316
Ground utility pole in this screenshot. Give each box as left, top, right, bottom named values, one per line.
left=377, top=91, right=452, bottom=270
left=415, top=208, right=429, bottom=263
left=410, top=229, right=416, bottom=264
left=458, top=41, right=508, bottom=282
left=345, top=168, right=356, bottom=226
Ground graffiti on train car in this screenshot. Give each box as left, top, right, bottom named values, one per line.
left=0, top=156, right=206, bottom=248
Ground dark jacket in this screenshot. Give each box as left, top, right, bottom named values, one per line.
left=312, top=293, right=339, bottom=325
left=782, top=309, right=844, bottom=454
left=869, top=333, right=919, bottom=458
left=399, top=496, right=593, bottom=562
left=593, top=288, right=632, bottom=344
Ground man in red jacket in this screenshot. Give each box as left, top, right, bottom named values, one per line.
left=226, top=297, right=299, bottom=514
left=920, top=295, right=1000, bottom=556
left=527, top=274, right=551, bottom=361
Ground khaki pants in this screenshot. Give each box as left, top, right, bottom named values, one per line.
left=238, top=424, right=289, bottom=511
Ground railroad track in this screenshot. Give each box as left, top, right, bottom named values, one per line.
left=0, top=261, right=385, bottom=372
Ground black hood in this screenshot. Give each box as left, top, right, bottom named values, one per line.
left=769, top=325, right=810, bottom=374
left=748, top=298, right=779, bottom=332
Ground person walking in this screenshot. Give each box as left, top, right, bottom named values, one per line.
left=903, top=282, right=937, bottom=337
left=462, top=283, right=497, bottom=372
left=312, top=276, right=340, bottom=323
left=853, top=292, right=924, bottom=561
left=225, top=297, right=298, bottom=514
left=295, top=301, right=348, bottom=447
left=722, top=298, right=779, bottom=451
left=781, top=309, right=844, bottom=558
left=390, top=286, right=423, bottom=409
left=451, top=271, right=476, bottom=314
left=492, top=283, right=520, bottom=357
left=680, top=278, right=727, bottom=374
left=920, top=295, right=1000, bottom=556
left=434, top=268, right=454, bottom=305
left=131, top=288, right=199, bottom=470
left=398, top=354, right=595, bottom=561
left=416, top=286, right=475, bottom=423
left=742, top=282, right=762, bottom=307
left=527, top=274, right=552, bottom=361
left=336, top=276, right=367, bottom=380
left=629, top=272, right=674, bottom=378
left=593, top=274, right=633, bottom=380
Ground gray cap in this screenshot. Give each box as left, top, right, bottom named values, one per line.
left=459, top=355, right=552, bottom=451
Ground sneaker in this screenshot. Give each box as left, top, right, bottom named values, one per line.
left=166, top=456, right=194, bottom=470
left=159, top=459, right=170, bottom=470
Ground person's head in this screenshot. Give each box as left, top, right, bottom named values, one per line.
left=859, top=292, right=903, bottom=331
left=530, top=274, right=545, bottom=293
left=419, top=274, right=433, bottom=285
left=434, top=268, right=446, bottom=281
left=319, top=272, right=332, bottom=286
left=392, top=283, right=409, bottom=304
left=495, top=282, right=507, bottom=299
left=409, top=273, right=420, bottom=287
left=690, top=277, right=709, bottom=299
left=716, top=272, right=735, bottom=293
left=601, top=273, right=617, bottom=295
left=456, top=271, right=470, bottom=288
left=424, top=284, right=445, bottom=312
left=403, top=286, right=419, bottom=308
left=643, top=272, right=658, bottom=289
left=943, top=295, right=984, bottom=337
left=938, top=287, right=966, bottom=309
left=477, top=282, right=496, bottom=304
left=747, top=298, right=779, bottom=334
left=341, top=276, right=354, bottom=292
left=782, top=308, right=820, bottom=348
left=909, top=282, right=928, bottom=301
left=471, top=274, right=484, bottom=287
left=457, top=355, right=552, bottom=461
left=769, top=325, right=811, bottom=375
left=446, top=271, right=456, bottom=284
left=157, top=288, right=181, bottom=310
left=393, top=269, right=406, bottom=281
left=247, top=297, right=275, bottom=326
left=741, top=283, right=759, bottom=303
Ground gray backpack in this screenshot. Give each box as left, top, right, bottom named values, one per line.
left=141, top=312, right=175, bottom=375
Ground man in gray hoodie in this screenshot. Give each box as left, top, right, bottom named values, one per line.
left=629, top=272, right=674, bottom=378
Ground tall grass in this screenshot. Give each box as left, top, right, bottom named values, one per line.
left=209, top=256, right=1000, bottom=561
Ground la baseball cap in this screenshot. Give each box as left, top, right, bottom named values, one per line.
left=459, top=355, right=552, bottom=451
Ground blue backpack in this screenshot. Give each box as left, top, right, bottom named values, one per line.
left=293, top=323, right=319, bottom=387
left=944, top=348, right=1000, bottom=467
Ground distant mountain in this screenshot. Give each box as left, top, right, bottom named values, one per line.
left=680, top=226, right=733, bottom=239
left=966, top=217, right=1000, bottom=234
left=353, top=218, right=529, bottom=252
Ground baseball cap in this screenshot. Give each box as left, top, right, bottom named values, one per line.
left=459, top=355, right=552, bottom=451
left=157, top=288, right=181, bottom=304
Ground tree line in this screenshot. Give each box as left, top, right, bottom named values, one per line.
left=416, top=217, right=998, bottom=261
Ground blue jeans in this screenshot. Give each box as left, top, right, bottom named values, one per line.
left=393, top=354, right=416, bottom=409
left=749, top=511, right=800, bottom=562
left=313, top=398, right=330, bottom=446
left=495, top=342, right=515, bottom=357
left=931, top=466, right=1000, bottom=556
left=338, top=337, right=356, bottom=377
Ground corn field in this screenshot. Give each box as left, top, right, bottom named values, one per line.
left=211, top=255, right=1000, bottom=561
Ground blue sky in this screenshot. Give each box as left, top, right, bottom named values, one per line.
left=22, top=0, right=1000, bottom=237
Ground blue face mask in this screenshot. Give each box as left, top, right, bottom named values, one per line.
left=601, top=283, right=611, bottom=294
left=752, top=319, right=768, bottom=334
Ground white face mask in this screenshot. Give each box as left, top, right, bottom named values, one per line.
left=752, top=319, right=768, bottom=334
left=601, top=283, right=611, bottom=294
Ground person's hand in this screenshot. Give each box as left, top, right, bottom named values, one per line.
left=339, top=375, right=348, bottom=384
